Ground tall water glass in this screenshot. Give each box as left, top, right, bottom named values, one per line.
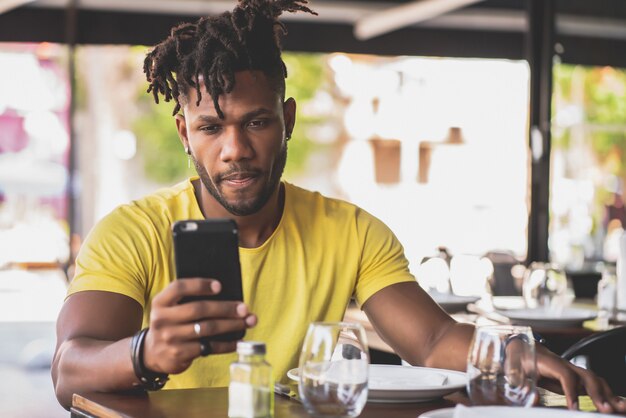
left=298, top=322, right=369, bottom=417
left=467, top=325, right=537, bottom=407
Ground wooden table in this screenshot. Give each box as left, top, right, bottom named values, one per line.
left=71, top=387, right=465, bottom=418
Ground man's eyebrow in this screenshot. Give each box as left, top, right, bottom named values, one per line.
left=241, top=108, right=275, bottom=120
left=194, top=115, right=221, bottom=124
left=192, top=108, right=275, bottom=125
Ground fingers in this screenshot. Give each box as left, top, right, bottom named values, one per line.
left=197, top=340, right=237, bottom=357
left=555, top=360, right=625, bottom=414
left=537, top=350, right=581, bottom=410
left=153, top=278, right=223, bottom=307
left=156, top=300, right=248, bottom=325
left=577, top=369, right=607, bottom=412
left=557, top=367, right=579, bottom=410
left=614, top=396, right=626, bottom=413
left=159, top=318, right=253, bottom=342
left=577, top=370, right=624, bottom=414
left=145, top=279, right=255, bottom=375
left=599, top=379, right=626, bottom=413
left=146, top=340, right=236, bottom=372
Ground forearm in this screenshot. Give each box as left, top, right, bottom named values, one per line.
left=363, top=282, right=476, bottom=369
left=52, top=336, right=138, bottom=409
left=421, top=321, right=475, bottom=371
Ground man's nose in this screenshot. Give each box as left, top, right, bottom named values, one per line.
left=220, top=128, right=254, bottom=162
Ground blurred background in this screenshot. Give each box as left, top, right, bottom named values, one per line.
left=1, top=0, right=626, bottom=415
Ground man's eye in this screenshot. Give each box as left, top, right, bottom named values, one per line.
left=248, top=119, right=268, bottom=128
left=200, top=125, right=220, bottom=134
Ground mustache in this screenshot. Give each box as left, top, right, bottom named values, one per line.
left=216, top=165, right=263, bottom=182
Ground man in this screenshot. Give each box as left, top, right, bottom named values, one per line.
left=52, top=0, right=625, bottom=413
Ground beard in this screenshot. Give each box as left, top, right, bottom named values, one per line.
left=192, top=143, right=288, bottom=217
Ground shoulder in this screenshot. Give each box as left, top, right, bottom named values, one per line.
left=108, top=179, right=193, bottom=226
left=87, top=178, right=195, bottom=244
left=129, top=178, right=195, bottom=220
left=283, top=182, right=388, bottom=233
left=285, top=182, right=358, bottom=215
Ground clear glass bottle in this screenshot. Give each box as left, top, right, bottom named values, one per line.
left=228, top=341, right=273, bottom=418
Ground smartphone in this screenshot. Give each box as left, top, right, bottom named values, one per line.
left=172, top=219, right=245, bottom=342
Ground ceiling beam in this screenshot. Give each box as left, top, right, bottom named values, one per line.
left=354, top=0, right=485, bottom=40
left=29, top=0, right=389, bottom=23
left=0, top=0, right=36, bottom=14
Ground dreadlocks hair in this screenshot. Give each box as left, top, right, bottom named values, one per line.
left=143, top=0, right=317, bottom=117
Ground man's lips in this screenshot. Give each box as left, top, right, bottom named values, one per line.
left=219, top=171, right=261, bottom=187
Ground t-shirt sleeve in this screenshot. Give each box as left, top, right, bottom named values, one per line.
left=67, top=205, right=157, bottom=308
left=353, top=209, right=416, bottom=308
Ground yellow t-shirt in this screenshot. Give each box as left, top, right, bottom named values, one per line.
left=68, top=178, right=415, bottom=389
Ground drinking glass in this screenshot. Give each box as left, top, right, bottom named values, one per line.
left=298, top=322, right=369, bottom=417
left=522, top=262, right=569, bottom=309
left=467, top=325, right=537, bottom=407
left=597, top=264, right=617, bottom=328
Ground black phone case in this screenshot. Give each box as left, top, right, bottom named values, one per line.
left=172, top=219, right=245, bottom=342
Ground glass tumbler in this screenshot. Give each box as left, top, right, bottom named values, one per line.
left=522, top=262, right=569, bottom=309
left=298, top=322, right=369, bottom=417
left=467, top=325, right=537, bottom=407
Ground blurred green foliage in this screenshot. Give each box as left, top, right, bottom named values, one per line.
left=554, top=65, right=626, bottom=177
left=283, top=53, right=328, bottom=178
left=132, top=52, right=328, bottom=184
left=133, top=91, right=194, bottom=184
left=553, top=64, right=626, bottom=234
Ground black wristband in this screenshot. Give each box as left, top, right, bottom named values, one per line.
left=533, top=331, right=546, bottom=345
left=130, top=328, right=169, bottom=391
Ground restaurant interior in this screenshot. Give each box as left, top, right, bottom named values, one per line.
left=1, top=0, right=626, bottom=417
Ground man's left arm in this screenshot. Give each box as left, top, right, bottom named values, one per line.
left=362, top=281, right=626, bottom=414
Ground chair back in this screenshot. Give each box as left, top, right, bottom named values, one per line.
left=483, top=251, right=522, bottom=296
left=561, top=326, right=626, bottom=396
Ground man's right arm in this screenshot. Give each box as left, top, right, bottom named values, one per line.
left=52, top=279, right=256, bottom=410
left=52, top=290, right=143, bottom=409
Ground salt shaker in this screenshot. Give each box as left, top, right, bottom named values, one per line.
left=229, top=341, right=273, bottom=418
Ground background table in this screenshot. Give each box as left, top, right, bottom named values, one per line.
left=343, top=301, right=602, bottom=358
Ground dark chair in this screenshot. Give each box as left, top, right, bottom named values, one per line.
left=483, top=251, right=523, bottom=296
left=561, top=326, right=626, bottom=396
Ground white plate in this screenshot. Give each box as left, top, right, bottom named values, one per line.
left=497, top=307, right=597, bottom=328
left=430, top=292, right=480, bottom=313
left=287, top=364, right=467, bottom=403
left=420, top=405, right=617, bottom=418
left=491, top=296, right=526, bottom=310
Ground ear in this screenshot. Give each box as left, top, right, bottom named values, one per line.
left=175, top=113, right=190, bottom=153
left=283, top=97, right=296, bottom=139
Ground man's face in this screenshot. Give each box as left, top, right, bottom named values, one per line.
left=176, top=71, right=295, bottom=216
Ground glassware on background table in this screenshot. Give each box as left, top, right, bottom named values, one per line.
left=597, top=264, right=617, bottom=328
left=467, top=325, right=537, bottom=407
left=298, top=322, right=369, bottom=417
left=449, top=254, right=493, bottom=298
left=417, top=257, right=451, bottom=294
left=522, top=262, right=571, bottom=310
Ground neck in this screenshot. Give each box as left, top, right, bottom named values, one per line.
left=193, top=179, right=285, bottom=248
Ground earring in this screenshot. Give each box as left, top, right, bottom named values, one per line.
left=286, top=132, right=292, bottom=141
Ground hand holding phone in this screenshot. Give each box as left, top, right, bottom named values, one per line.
left=172, top=219, right=246, bottom=342
left=143, top=278, right=256, bottom=375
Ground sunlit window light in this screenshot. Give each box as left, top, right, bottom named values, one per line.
left=113, top=130, right=137, bottom=160
left=23, top=110, right=69, bottom=155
